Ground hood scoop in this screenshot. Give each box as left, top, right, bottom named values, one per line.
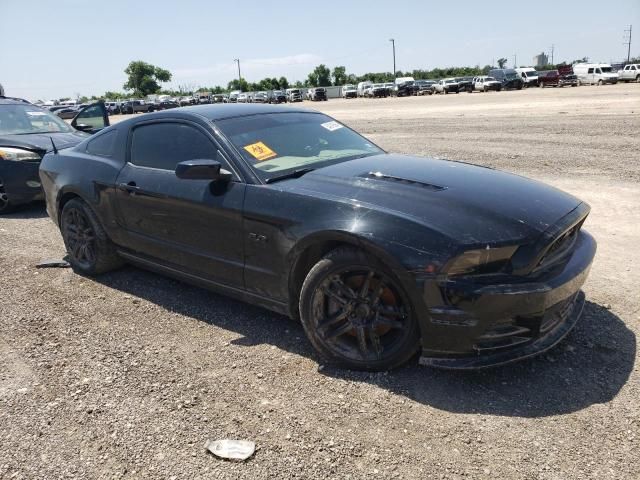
left=362, top=171, right=447, bottom=192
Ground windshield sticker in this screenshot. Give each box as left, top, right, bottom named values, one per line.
left=26, top=111, right=47, bottom=116
left=321, top=121, right=344, bottom=132
left=243, top=141, right=277, bottom=161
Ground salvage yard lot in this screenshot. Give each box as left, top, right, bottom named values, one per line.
left=1, top=84, right=639, bottom=479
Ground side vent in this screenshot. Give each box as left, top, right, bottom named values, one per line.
left=363, top=171, right=447, bottom=191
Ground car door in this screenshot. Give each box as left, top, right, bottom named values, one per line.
left=70, top=102, right=109, bottom=134
left=113, top=119, right=245, bottom=288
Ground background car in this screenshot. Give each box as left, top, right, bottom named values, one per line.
left=306, top=88, right=327, bottom=101
left=285, top=88, right=303, bottom=102
left=0, top=98, right=108, bottom=214
left=414, top=80, right=435, bottom=95
left=342, top=85, right=357, bottom=99
left=455, top=77, right=475, bottom=93
left=55, top=105, right=86, bottom=119
left=473, top=76, right=502, bottom=92
left=434, top=78, right=459, bottom=94
left=489, top=69, right=524, bottom=90
left=268, top=90, right=287, bottom=103
left=237, top=93, right=249, bottom=103
left=364, top=84, right=388, bottom=98
left=120, top=100, right=156, bottom=114
left=156, top=100, right=180, bottom=110
left=253, top=92, right=268, bottom=103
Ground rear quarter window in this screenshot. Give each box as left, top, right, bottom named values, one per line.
left=86, top=130, right=117, bottom=157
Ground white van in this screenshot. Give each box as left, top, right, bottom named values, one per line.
left=357, top=81, right=372, bottom=97
left=515, top=67, right=539, bottom=87
left=573, top=63, right=618, bottom=85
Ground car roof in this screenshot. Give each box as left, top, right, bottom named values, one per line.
left=179, top=103, right=313, bottom=121
left=0, top=96, right=33, bottom=105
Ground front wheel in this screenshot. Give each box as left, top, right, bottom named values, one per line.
left=0, top=178, right=16, bottom=215
left=299, top=248, right=420, bottom=371
left=60, top=198, right=123, bottom=275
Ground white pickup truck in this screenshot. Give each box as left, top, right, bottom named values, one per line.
left=618, top=64, right=640, bottom=83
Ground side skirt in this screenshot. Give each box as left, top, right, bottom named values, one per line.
left=117, top=250, right=291, bottom=317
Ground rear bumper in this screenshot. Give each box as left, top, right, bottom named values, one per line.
left=416, top=230, right=596, bottom=369
left=0, top=159, right=43, bottom=206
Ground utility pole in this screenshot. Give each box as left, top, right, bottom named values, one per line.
left=550, top=44, right=555, bottom=65
left=234, top=59, right=241, bottom=84
left=624, top=25, right=632, bottom=63
left=513, top=53, right=517, bottom=68
left=389, top=38, right=396, bottom=78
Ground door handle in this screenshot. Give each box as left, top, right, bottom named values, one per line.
left=118, top=182, right=141, bottom=194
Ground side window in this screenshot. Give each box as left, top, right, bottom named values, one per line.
left=130, top=123, right=220, bottom=171
left=74, top=104, right=107, bottom=129
left=588, top=68, right=594, bottom=74
left=86, top=130, right=117, bottom=157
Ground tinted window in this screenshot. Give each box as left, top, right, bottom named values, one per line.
left=86, top=130, right=117, bottom=157
left=130, top=122, right=217, bottom=171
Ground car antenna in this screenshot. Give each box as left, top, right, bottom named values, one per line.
left=49, top=137, right=58, bottom=154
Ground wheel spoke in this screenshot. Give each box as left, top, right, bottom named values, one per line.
left=374, top=312, right=404, bottom=329
left=71, top=241, right=82, bottom=260
left=332, top=278, right=357, bottom=300
left=356, top=326, right=368, bottom=357
left=323, top=321, right=354, bottom=341
left=369, top=283, right=385, bottom=306
left=317, top=309, right=348, bottom=330
left=367, top=328, right=383, bottom=359
left=359, top=270, right=374, bottom=298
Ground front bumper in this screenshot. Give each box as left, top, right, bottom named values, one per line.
left=0, top=159, right=43, bottom=206
left=416, top=230, right=596, bottom=369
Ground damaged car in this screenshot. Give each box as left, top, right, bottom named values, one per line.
left=0, top=96, right=108, bottom=214
left=39, top=104, right=596, bottom=371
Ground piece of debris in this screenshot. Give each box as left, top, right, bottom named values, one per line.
left=36, top=259, right=70, bottom=269
left=204, top=439, right=255, bottom=461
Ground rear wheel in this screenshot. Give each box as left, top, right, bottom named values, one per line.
left=0, top=178, right=15, bottom=215
left=299, top=248, right=420, bottom=371
left=598, top=80, right=603, bottom=86
left=61, top=198, right=123, bottom=275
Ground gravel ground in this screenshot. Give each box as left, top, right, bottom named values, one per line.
left=1, top=84, right=639, bottom=479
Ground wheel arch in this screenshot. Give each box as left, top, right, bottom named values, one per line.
left=286, top=230, right=416, bottom=319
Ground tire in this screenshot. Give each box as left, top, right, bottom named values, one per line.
left=598, top=80, right=603, bottom=86
left=0, top=178, right=16, bottom=215
left=60, top=198, right=123, bottom=275
left=299, top=247, right=420, bottom=371
left=540, top=81, right=544, bottom=88
left=636, top=75, right=640, bottom=83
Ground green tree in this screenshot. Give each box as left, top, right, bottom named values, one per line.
left=123, top=61, right=172, bottom=96
left=332, top=66, right=347, bottom=86
left=227, top=78, right=250, bottom=92
left=497, top=58, right=508, bottom=69
left=278, top=76, right=289, bottom=90
left=307, top=64, right=332, bottom=87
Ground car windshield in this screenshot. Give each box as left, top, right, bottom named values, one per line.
left=216, top=112, right=383, bottom=179
left=485, top=77, right=496, bottom=81
left=0, top=104, right=73, bottom=135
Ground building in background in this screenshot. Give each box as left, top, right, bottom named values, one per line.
left=534, top=52, right=549, bottom=68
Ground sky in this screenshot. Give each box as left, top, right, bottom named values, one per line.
left=2, top=0, right=638, bottom=100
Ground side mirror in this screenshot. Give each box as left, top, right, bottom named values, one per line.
left=71, top=102, right=110, bottom=134
left=175, top=159, right=232, bottom=182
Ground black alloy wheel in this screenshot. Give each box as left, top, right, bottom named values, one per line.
left=62, top=205, right=97, bottom=270
left=60, top=198, right=123, bottom=275
left=300, top=248, right=419, bottom=370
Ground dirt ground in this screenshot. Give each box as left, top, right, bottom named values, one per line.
left=1, top=84, right=639, bottom=479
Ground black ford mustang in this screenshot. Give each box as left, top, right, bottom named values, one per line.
left=0, top=97, right=108, bottom=213
left=39, top=104, right=596, bottom=370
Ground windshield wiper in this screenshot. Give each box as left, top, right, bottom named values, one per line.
left=265, top=167, right=316, bottom=184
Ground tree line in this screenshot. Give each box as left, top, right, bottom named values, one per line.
left=60, top=56, right=635, bottom=102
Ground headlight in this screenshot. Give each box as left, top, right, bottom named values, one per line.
left=0, top=147, right=42, bottom=162
left=445, top=245, right=518, bottom=276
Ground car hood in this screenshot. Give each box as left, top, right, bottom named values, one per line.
left=0, top=131, right=88, bottom=155
left=280, top=154, right=583, bottom=245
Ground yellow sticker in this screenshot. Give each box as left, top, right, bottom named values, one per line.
left=243, top=141, right=277, bottom=161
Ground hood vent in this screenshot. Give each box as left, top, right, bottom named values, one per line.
left=363, top=171, right=447, bottom=191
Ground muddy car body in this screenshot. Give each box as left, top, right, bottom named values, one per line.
left=39, top=104, right=596, bottom=371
